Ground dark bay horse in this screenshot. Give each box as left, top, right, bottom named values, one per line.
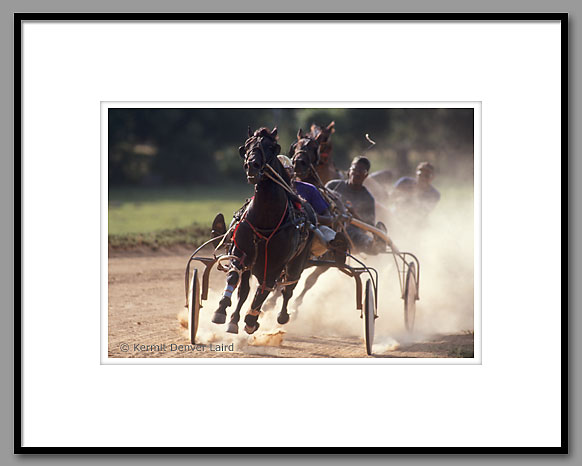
left=289, top=128, right=322, bottom=186
left=287, top=128, right=354, bottom=308
left=288, top=122, right=342, bottom=185
left=309, top=121, right=343, bottom=184
left=212, top=127, right=315, bottom=334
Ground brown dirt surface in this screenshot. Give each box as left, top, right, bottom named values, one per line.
left=108, top=252, right=474, bottom=360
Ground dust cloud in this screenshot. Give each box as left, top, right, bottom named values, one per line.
left=178, top=180, right=474, bottom=356
left=264, top=180, right=474, bottom=351
left=371, top=181, right=475, bottom=341
left=177, top=287, right=289, bottom=356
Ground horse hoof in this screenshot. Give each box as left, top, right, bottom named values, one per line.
left=226, top=322, right=239, bottom=334
left=277, top=312, right=290, bottom=325
left=244, top=315, right=260, bottom=334
left=212, top=296, right=231, bottom=324
left=244, top=323, right=259, bottom=335
left=212, top=311, right=226, bottom=324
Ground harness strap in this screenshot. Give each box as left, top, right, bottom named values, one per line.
left=231, top=221, right=248, bottom=268
left=231, top=198, right=254, bottom=268
left=264, top=164, right=297, bottom=198
left=244, top=202, right=288, bottom=293
left=309, top=163, right=340, bottom=210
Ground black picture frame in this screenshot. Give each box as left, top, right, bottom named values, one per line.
left=14, top=12, right=568, bottom=454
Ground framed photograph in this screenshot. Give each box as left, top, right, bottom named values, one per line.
left=16, top=13, right=566, bottom=451
left=104, top=102, right=479, bottom=363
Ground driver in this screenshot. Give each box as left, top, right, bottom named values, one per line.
left=325, top=156, right=385, bottom=254
left=278, top=154, right=348, bottom=262
left=390, top=161, right=440, bottom=226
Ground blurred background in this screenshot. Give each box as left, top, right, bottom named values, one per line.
left=108, top=107, right=474, bottom=250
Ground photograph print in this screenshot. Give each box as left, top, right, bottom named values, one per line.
left=106, top=105, right=477, bottom=360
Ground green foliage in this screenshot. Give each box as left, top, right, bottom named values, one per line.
left=108, top=107, right=474, bottom=186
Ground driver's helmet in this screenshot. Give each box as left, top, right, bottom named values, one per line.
left=277, top=154, right=293, bottom=169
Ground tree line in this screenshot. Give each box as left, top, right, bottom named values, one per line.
left=108, top=107, right=474, bottom=187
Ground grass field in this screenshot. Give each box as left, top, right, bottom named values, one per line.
left=108, top=185, right=253, bottom=250
left=108, top=182, right=473, bottom=250
left=109, top=185, right=253, bottom=235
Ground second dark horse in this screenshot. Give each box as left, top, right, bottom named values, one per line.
left=212, top=127, right=315, bottom=334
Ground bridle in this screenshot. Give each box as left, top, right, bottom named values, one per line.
left=291, top=138, right=320, bottom=178
left=243, top=135, right=278, bottom=182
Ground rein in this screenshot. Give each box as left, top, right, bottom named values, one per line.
left=308, top=163, right=337, bottom=207
left=264, top=164, right=297, bottom=198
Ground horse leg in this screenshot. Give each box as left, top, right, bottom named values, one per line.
left=261, top=286, right=281, bottom=311
left=277, top=242, right=315, bottom=324
left=243, top=286, right=273, bottom=334
left=277, top=282, right=299, bottom=325
left=226, top=270, right=251, bottom=334
left=212, top=267, right=241, bottom=324
left=294, top=267, right=328, bottom=308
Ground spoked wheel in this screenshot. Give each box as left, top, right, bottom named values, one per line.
left=404, top=262, right=418, bottom=332
left=188, top=268, right=201, bottom=344
left=364, top=279, right=377, bottom=356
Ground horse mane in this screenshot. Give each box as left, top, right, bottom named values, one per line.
left=308, top=124, right=322, bottom=139
left=252, top=127, right=274, bottom=139
left=308, top=121, right=335, bottom=145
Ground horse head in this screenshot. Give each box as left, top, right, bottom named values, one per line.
left=239, top=126, right=281, bottom=184
left=309, top=121, right=335, bottom=164
left=291, top=128, right=320, bottom=181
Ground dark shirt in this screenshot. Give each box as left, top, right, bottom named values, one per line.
left=295, top=181, right=329, bottom=215
left=325, top=179, right=375, bottom=225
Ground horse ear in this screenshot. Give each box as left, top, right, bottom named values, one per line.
left=239, top=145, right=246, bottom=158
left=288, top=142, right=297, bottom=157
left=271, top=127, right=278, bottom=138
left=327, top=121, right=335, bottom=132
left=248, top=126, right=253, bottom=138
left=297, top=128, right=304, bottom=140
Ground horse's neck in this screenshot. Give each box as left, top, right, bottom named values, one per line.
left=248, top=179, right=287, bottom=229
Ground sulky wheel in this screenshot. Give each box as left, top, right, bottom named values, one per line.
left=188, top=268, right=201, bottom=344
left=364, top=279, right=376, bottom=356
left=404, top=262, right=418, bottom=332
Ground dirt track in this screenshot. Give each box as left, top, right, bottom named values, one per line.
left=108, top=250, right=474, bottom=359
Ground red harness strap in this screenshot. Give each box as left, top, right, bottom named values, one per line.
left=242, top=202, right=288, bottom=293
